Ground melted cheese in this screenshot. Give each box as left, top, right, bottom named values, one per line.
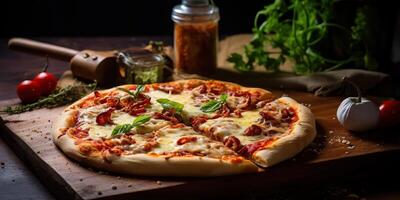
left=77, top=88, right=218, bottom=141
left=151, top=126, right=236, bottom=157
left=78, top=105, right=170, bottom=140
left=146, top=90, right=213, bottom=118
left=199, top=109, right=267, bottom=145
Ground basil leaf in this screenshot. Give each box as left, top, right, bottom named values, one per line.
left=117, top=87, right=135, bottom=96
left=112, top=124, right=133, bottom=136
left=200, top=94, right=228, bottom=113
left=117, top=85, right=144, bottom=98
left=133, top=85, right=145, bottom=97
left=131, top=115, right=151, bottom=126
left=219, top=93, right=228, bottom=102
left=200, top=100, right=222, bottom=113
left=111, top=115, right=151, bottom=136
left=156, top=98, right=184, bottom=113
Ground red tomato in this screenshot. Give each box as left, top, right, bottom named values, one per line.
left=379, top=100, right=400, bottom=127
left=33, top=72, right=58, bottom=96
left=17, top=80, right=42, bottom=103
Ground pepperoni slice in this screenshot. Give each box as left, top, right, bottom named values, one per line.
left=96, top=108, right=115, bottom=125
left=238, top=139, right=274, bottom=157
left=243, top=124, right=262, bottom=136
left=259, top=110, right=275, bottom=120
left=122, top=97, right=151, bottom=116
left=223, top=136, right=242, bottom=152
left=213, top=104, right=232, bottom=119
left=153, top=110, right=181, bottom=124
left=281, top=108, right=297, bottom=123
left=67, top=127, right=89, bottom=139
left=176, top=136, right=198, bottom=145
left=94, top=91, right=101, bottom=98
left=206, top=82, right=226, bottom=95
left=190, top=116, right=208, bottom=131
left=143, top=140, right=158, bottom=151
left=106, top=97, right=120, bottom=108
left=170, top=123, right=185, bottom=129
left=155, top=83, right=183, bottom=94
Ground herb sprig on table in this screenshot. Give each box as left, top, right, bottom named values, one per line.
left=228, top=0, right=372, bottom=75
left=2, top=83, right=97, bottom=114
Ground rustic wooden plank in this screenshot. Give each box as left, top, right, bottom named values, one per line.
left=1, top=88, right=399, bottom=200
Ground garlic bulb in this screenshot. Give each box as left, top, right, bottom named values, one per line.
left=336, top=77, right=380, bottom=132
left=337, top=97, right=379, bottom=131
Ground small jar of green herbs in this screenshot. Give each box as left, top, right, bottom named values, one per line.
left=117, top=52, right=165, bottom=84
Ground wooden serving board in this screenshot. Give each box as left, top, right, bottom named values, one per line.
left=1, top=90, right=400, bottom=200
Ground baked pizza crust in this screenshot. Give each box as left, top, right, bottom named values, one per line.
left=52, top=81, right=262, bottom=176
left=52, top=79, right=315, bottom=176
left=253, top=97, right=316, bottom=167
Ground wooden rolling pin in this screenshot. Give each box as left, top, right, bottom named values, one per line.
left=8, top=38, right=149, bottom=86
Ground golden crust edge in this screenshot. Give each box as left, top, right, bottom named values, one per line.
left=253, top=96, right=317, bottom=168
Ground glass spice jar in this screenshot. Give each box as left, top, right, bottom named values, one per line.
left=172, top=0, right=219, bottom=76
left=117, top=52, right=165, bottom=84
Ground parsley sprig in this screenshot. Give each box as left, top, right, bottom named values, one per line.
left=227, top=0, right=371, bottom=74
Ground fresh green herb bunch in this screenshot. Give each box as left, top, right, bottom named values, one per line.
left=228, top=0, right=372, bottom=75
left=3, top=83, right=97, bottom=114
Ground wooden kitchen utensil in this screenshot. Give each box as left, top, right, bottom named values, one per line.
left=8, top=38, right=150, bottom=86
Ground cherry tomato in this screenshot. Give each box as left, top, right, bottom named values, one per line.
left=17, top=80, right=42, bottom=103
left=33, top=72, right=58, bottom=96
left=379, top=100, right=400, bottom=127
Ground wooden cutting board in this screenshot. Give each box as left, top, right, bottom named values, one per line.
left=1, top=90, right=400, bottom=200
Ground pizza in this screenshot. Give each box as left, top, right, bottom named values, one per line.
left=52, top=79, right=316, bottom=176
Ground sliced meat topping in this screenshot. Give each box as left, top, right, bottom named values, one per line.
left=238, top=138, right=275, bottom=157
left=153, top=110, right=182, bottom=124
left=67, top=127, right=89, bottom=139
left=190, top=116, right=208, bottom=131
left=121, top=96, right=151, bottom=116
left=176, top=136, right=198, bottom=145
left=243, top=124, right=262, bottom=136
left=96, top=108, right=115, bottom=125
left=223, top=136, right=242, bottom=152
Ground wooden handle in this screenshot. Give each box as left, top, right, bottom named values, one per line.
left=8, top=38, right=79, bottom=61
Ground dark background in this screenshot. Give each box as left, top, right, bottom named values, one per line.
left=1, top=0, right=399, bottom=77
left=0, top=0, right=271, bottom=37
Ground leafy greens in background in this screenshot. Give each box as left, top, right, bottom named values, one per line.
left=228, top=0, right=375, bottom=75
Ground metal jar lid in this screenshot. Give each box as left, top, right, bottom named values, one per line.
left=172, top=0, right=219, bottom=23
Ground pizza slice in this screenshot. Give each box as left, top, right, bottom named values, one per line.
left=193, top=96, right=316, bottom=167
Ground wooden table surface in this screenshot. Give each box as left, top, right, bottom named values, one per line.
left=1, top=37, right=400, bottom=200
